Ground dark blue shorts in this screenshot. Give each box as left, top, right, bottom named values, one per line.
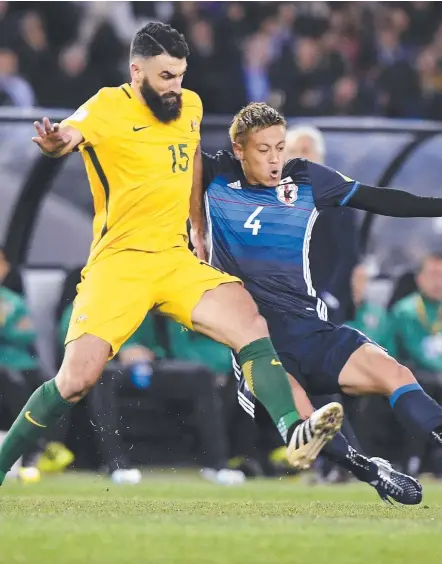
left=265, top=312, right=373, bottom=396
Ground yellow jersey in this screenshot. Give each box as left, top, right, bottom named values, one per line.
left=62, top=84, right=202, bottom=256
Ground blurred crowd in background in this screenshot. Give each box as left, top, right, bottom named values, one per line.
left=1, top=1, right=442, bottom=119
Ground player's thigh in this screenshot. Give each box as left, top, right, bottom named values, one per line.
left=338, top=340, right=416, bottom=396
left=191, top=282, right=270, bottom=349
left=66, top=249, right=156, bottom=358
left=159, top=250, right=268, bottom=350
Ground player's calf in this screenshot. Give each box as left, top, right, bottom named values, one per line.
left=339, top=344, right=416, bottom=396
left=340, top=344, right=442, bottom=448
left=0, top=335, right=110, bottom=486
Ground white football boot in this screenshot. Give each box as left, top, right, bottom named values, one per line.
left=287, top=402, right=344, bottom=470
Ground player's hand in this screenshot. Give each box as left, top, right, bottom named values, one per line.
left=190, top=227, right=207, bottom=261
left=32, top=117, right=72, bottom=156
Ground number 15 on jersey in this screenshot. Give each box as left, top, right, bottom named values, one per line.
left=244, top=206, right=264, bottom=236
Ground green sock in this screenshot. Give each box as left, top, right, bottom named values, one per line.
left=0, top=379, right=72, bottom=485
left=238, top=337, right=300, bottom=443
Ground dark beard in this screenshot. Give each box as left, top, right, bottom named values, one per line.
left=140, top=78, right=182, bottom=123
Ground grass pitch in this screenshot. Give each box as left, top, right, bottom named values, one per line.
left=0, top=471, right=441, bottom=564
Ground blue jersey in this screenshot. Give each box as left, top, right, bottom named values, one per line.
left=203, top=151, right=360, bottom=319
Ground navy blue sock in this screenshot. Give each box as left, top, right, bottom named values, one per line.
left=390, top=383, right=442, bottom=442
left=322, top=431, right=352, bottom=463
left=322, top=432, right=376, bottom=483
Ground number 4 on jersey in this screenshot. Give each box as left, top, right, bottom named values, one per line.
left=244, top=206, right=264, bottom=236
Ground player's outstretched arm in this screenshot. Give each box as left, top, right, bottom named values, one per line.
left=347, top=184, right=442, bottom=217
left=32, top=117, right=83, bottom=158
left=189, top=143, right=207, bottom=260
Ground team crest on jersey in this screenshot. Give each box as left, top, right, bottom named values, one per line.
left=191, top=119, right=199, bottom=132
left=276, top=183, right=298, bottom=206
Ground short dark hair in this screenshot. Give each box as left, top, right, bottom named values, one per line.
left=229, top=103, right=287, bottom=146
left=130, top=22, right=189, bottom=60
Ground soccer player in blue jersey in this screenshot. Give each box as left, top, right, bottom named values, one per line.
left=190, top=102, right=442, bottom=504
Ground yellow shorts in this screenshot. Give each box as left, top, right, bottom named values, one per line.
left=65, top=246, right=240, bottom=356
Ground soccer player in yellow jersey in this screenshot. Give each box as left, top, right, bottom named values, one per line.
left=0, top=22, right=342, bottom=486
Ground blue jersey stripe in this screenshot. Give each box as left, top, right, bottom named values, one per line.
left=340, top=181, right=360, bottom=206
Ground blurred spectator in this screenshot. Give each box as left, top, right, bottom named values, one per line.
left=184, top=19, right=223, bottom=112
left=0, top=48, right=34, bottom=107
left=294, top=2, right=329, bottom=39
left=170, top=2, right=203, bottom=38
left=0, top=280, right=73, bottom=476
left=323, top=75, right=368, bottom=116
left=389, top=252, right=442, bottom=476
left=285, top=125, right=360, bottom=324
left=416, top=47, right=442, bottom=121
left=390, top=253, right=442, bottom=373
left=242, top=33, right=272, bottom=103
left=271, top=37, right=329, bottom=116
left=285, top=124, right=325, bottom=163
left=214, top=2, right=250, bottom=64
left=0, top=246, right=23, bottom=296
left=321, top=30, right=348, bottom=82
left=0, top=284, right=37, bottom=375
left=55, top=44, right=103, bottom=109
left=15, top=11, right=58, bottom=107
left=377, top=58, right=421, bottom=118
left=0, top=1, right=21, bottom=50
left=402, top=1, right=440, bottom=49
left=345, top=263, right=392, bottom=351
left=2, top=2, right=442, bottom=114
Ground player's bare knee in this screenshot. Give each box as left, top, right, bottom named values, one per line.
left=230, top=312, right=269, bottom=351
left=56, top=336, right=109, bottom=402
left=56, top=362, right=101, bottom=402
left=249, top=313, right=269, bottom=340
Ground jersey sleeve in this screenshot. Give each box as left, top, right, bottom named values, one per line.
left=307, top=161, right=360, bottom=210
left=202, top=152, right=221, bottom=190
left=61, top=88, right=110, bottom=148
left=202, top=150, right=237, bottom=192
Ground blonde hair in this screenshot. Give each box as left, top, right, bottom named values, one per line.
left=229, top=102, right=287, bottom=146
